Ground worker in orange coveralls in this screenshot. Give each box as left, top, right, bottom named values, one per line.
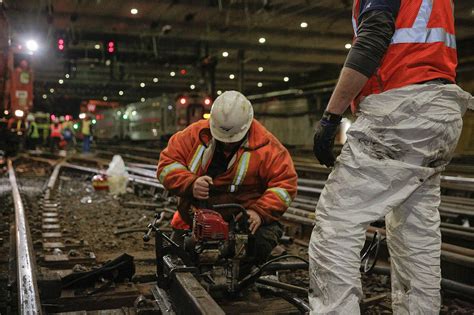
left=157, top=90, right=298, bottom=266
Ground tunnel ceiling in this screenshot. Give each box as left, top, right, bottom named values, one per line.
left=5, top=0, right=474, bottom=107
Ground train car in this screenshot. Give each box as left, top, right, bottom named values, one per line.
left=122, top=96, right=176, bottom=141
left=93, top=93, right=212, bottom=143
left=252, top=95, right=352, bottom=148
left=94, top=107, right=123, bottom=142
left=176, top=93, right=212, bottom=131
left=1, top=14, right=34, bottom=119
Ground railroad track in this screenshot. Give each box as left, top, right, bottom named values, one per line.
left=3, top=152, right=474, bottom=314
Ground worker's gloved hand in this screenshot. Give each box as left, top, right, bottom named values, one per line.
left=237, top=209, right=262, bottom=235
left=313, top=111, right=342, bottom=167
left=192, top=176, right=213, bottom=199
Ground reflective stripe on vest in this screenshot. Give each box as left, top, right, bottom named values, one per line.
left=391, top=0, right=455, bottom=48
left=188, top=145, right=205, bottom=174
left=229, top=152, right=251, bottom=193
left=267, top=187, right=292, bottom=207
left=352, top=0, right=455, bottom=49
left=159, top=162, right=188, bottom=183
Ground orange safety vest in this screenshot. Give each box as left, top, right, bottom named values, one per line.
left=352, top=0, right=456, bottom=109
left=157, top=119, right=298, bottom=230
left=50, top=124, right=62, bottom=138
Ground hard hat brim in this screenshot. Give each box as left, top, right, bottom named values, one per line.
left=210, top=119, right=251, bottom=143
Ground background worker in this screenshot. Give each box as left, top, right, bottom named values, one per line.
left=49, top=118, right=62, bottom=153
left=309, top=0, right=474, bottom=314
left=157, top=91, right=297, bottom=267
left=26, top=113, right=39, bottom=151
left=81, top=116, right=92, bottom=153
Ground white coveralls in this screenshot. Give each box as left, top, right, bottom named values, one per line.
left=309, top=82, right=473, bottom=314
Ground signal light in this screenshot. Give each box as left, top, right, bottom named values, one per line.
left=107, top=41, right=115, bottom=54
left=180, top=69, right=187, bottom=75
left=179, top=97, right=187, bottom=105
left=58, top=38, right=65, bottom=51
left=204, top=98, right=211, bottom=105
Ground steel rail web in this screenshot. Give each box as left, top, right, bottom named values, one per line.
left=8, top=160, right=43, bottom=314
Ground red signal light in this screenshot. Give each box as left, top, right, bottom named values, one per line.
left=58, top=38, right=65, bottom=51
left=107, top=41, right=115, bottom=53
left=180, top=69, right=187, bottom=75
left=204, top=98, right=211, bottom=105
left=179, top=97, right=187, bottom=105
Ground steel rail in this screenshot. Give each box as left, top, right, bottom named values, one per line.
left=8, top=160, right=42, bottom=314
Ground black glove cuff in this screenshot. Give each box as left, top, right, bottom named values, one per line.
left=321, top=111, right=343, bottom=124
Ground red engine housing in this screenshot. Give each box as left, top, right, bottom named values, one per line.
left=193, top=209, right=229, bottom=241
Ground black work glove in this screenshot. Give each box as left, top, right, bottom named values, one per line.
left=313, top=111, right=342, bottom=167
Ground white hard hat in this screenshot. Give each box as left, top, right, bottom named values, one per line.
left=26, top=113, right=35, bottom=121
left=210, top=90, right=253, bottom=143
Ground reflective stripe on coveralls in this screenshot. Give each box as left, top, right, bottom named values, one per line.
left=229, top=151, right=251, bottom=192
left=188, top=144, right=205, bottom=174
left=267, top=187, right=292, bottom=207
left=159, top=162, right=188, bottom=183
left=308, top=83, right=472, bottom=314
left=158, top=145, right=205, bottom=183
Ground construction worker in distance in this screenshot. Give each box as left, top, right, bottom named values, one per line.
left=26, top=113, right=39, bottom=151
left=49, top=118, right=62, bottom=153
left=157, top=90, right=297, bottom=267
left=309, top=1, right=474, bottom=314
left=81, top=115, right=92, bottom=153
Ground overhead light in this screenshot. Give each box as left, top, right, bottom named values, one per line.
left=79, top=113, right=86, bottom=119
left=217, top=90, right=222, bottom=95
left=123, top=114, right=129, bottom=119
left=141, top=97, right=145, bottom=102
left=118, top=90, right=124, bottom=96
left=204, top=98, right=211, bottom=105
left=4, top=110, right=9, bottom=115
left=117, top=111, right=122, bottom=116
left=92, top=119, right=97, bottom=124
left=258, top=66, right=264, bottom=72
left=179, top=97, right=187, bottom=105
left=153, top=77, right=159, bottom=83
left=222, top=51, right=229, bottom=57
left=170, top=71, right=176, bottom=77
left=105, top=59, right=111, bottom=66
left=65, top=74, right=70, bottom=79
left=283, top=76, right=289, bottom=82
left=257, top=82, right=263, bottom=87
left=94, top=44, right=101, bottom=50
left=345, top=43, right=352, bottom=49
left=26, top=39, right=38, bottom=52
left=132, top=110, right=137, bottom=116
left=103, top=96, right=108, bottom=101
left=229, top=74, right=235, bottom=79
left=49, top=88, right=54, bottom=93
left=140, top=82, right=146, bottom=88
left=131, top=8, right=138, bottom=15
left=300, top=22, right=308, bottom=28
left=258, top=37, right=266, bottom=44
left=190, top=84, right=196, bottom=90
left=58, top=79, right=64, bottom=84
left=42, top=94, right=47, bottom=99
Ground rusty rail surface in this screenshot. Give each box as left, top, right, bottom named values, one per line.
left=8, top=159, right=42, bottom=314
